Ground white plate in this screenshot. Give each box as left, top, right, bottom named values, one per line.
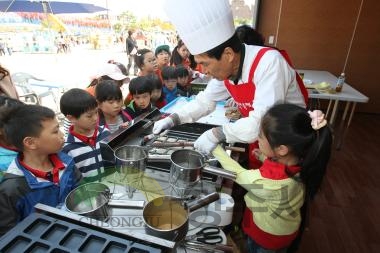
left=303, top=79, right=313, bottom=85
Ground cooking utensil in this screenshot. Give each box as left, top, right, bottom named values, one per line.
left=185, top=226, right=223, bottom=244
left=169, top=149, right=237, bottom=191
left=65, top=183, right=111, bottom=221
left=65, top=183, right=145, bottom=221
left=114, top=145, right=147, bottom=198
left=183, top=241, right=234, bottom=253
left=107, top=199, right=145, bottom=209
left=145, top=140, right=245, bottom=153
left=143, top=192, right=220, bottom=242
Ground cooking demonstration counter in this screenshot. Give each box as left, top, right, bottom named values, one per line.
left=1, top=99, right=240, bottom=252
left=0, top=167, right=232, bottom=253
left=99, top=168, right=231, bottom=252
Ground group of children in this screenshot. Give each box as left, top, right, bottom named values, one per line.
left=0, top=58, right=191, bottom=235
left=131, top=44, right=199, bottom=105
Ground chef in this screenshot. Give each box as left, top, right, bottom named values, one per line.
left=153, top=0, right=308, bottom=168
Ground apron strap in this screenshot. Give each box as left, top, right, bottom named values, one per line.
left=277, top=49, right=309, bottom=105
left=248, top=47, right=273, bottom=81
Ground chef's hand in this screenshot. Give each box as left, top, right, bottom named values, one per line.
left=225, top=97, right=237, bottom=107
left=194, top=127, right=225, bottom=155
left=153, top=117, right=174, bottom=134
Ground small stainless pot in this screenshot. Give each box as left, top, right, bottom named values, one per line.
left=169, top=149, right=237, bottom=190
left=65, top=182, right=111, bottom=221
left=114, top=145, right=147, bottom=173
left=114, top=145, right=147, bottom=198
left=143, top=192, right=220, bottom=242
left=169, top=149, right=203, bottom=189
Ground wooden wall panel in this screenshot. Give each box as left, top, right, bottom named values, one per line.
left=278, top=0, right=358, bottom=72
left=344, top=0, right=380, bottom=113
left=257, top=0, right=380, bottom=113
left=257, top=0, right=281, bottom=45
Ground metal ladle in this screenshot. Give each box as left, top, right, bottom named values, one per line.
left=146, top=141, right=246, bottom=153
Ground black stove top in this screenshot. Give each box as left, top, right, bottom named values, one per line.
left=100, top=109, right=217, bottom=166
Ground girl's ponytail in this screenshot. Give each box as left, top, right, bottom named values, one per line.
left=300, top=125, right=333, bottom=199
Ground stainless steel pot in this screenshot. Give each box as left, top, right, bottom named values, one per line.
left=65, top=182, right=145, bottom=221
left=113, top=146, right=236, bottom=195
left=65, top=182, right=111, bottom=221
left=114, top=145, right=147, bottom=198
left=169, top=149, right=237, bottom=191
left=143, top=192, right=220, bottom=242
left=169, top=149, right=203, bottom=189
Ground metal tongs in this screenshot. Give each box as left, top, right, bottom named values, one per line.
left=183, top=241, right=234, bottom=252
left=150, top=141, right=245, bottom=153
left=142, top=133, right=246, bottom=153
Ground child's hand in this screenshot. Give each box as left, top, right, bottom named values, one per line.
left=119, top=122, right=130, bottom=129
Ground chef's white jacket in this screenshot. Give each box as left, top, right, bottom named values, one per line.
left=176, top=45, right=306, bottom=144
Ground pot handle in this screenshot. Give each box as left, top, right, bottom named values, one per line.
left=147, top=154, right=171, bottom=162
left=108, top=199, right=145, bottom=209
left=103, top=188, right=112, bottom=200
left=203, top=165, right=237, bottom=181
left=186, top=192, right=220, bottom=213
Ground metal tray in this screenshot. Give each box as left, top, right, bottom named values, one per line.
left=0, top=213, right=163, bottom=253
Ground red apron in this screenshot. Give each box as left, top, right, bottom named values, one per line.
left=224, top=47, right=308, bottom=169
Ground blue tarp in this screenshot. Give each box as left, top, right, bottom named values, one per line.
left=0, top=0, right=107, bottom=14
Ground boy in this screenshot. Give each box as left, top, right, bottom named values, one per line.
left=161, top=66, right=181, bottom=103
left=125, top=76, right=155, bottom=119
left=175, top=65, right=191, bottom=97
left=0, top=105, right=82, bottom=236
left=60, top=88, right=111, bottom=183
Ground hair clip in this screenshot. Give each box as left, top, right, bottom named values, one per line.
left=308, top=110, right=327, bottom=130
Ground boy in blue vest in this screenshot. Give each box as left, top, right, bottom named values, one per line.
left=60, top=88, right=112, bottom=183
left=0, top=104, right=82, bottom=236
left=161, top=66, right=181, bottom=103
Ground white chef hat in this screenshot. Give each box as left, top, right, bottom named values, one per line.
left=163, top=0, right=235, bottom=55
left=92, top=63, right=128, bottom=81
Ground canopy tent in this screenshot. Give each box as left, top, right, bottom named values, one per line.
left=0, top=0, right=107, bottom=14
left=45, top=13, right=66, bottom=32
left=0, top=1, right=110, bottom=33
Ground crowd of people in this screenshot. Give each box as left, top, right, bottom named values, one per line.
left=0, top=36, right=211, bottom=235
left=0, top=0, right=334, bottom=252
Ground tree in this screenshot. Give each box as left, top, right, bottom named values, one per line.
left=113, top=23, right=122, bottom=33
left=234, top=18, right=253, bottom=26
left=118, top=11, right=137, bottom=30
